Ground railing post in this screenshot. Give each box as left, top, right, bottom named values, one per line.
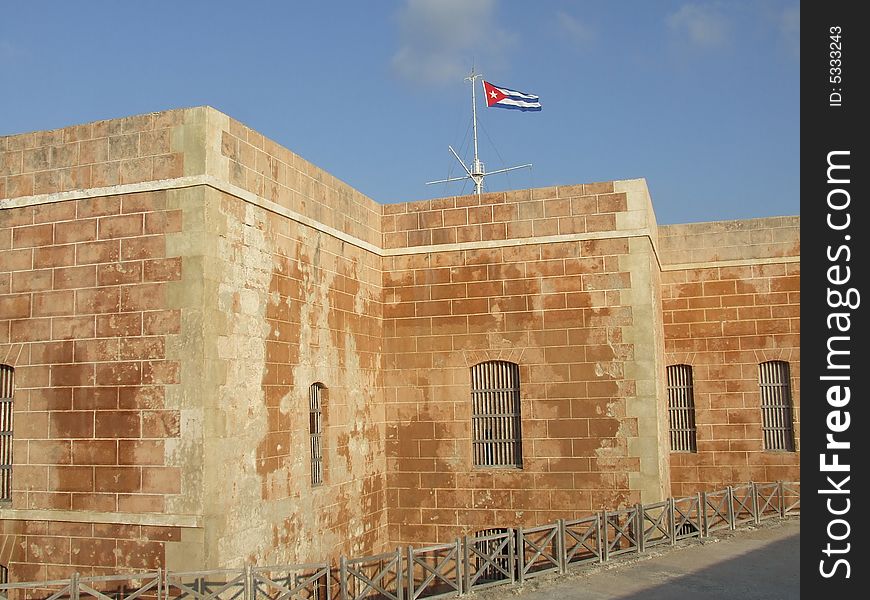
left=244, top=564, right=252, bottom=600
left=406, top=546, right=413, bottom=600
left=726, top=486, right=736, bottom=530
left=455, top=537, right=463, bottom=595
left=396, top=547, right=404, bottom=600
left=339, top=556, right=348, bottom=600
left=600, top=512, right=609, bottom=563
left=557, top=519, right=567, bottom=574
left=668, top=498, right=676, bottom=545
left=635, top=503, right=644, bottom=554
left=517, top=527, right=526, bottom=583
left=776, top=479, right=785, bottom=519
left=751, top=481, right=760, bottom=524
left=71, top=572, right=80, bottom=600
left=462, top=536, right=470, bottom=593
left=701, top=491, right=708, bottom=537
left=509, top=528, right=517, bottom=584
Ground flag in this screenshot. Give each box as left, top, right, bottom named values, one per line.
left=482, top=80, right=542, bottom=112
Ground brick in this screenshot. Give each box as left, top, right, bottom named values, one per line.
left=120, top=156, right=153, bottom=184
left=142, top=410, right=180, bottom=438
left=74, top=387, right=119, bottom=410
left=12, top=223, right=53, bottom=248
left=34, top=245, right=75, bottom=268
left=94, top=410, right=142, bottom=438
left=141, top=360, right=179, bottom=384
left=32, top=201, right=76, bottom=223
left=51, top=363, right=95, bottom=387
left=121, top=191, right=167, bottom=214
left=121, top=236, right=165, bottom=260
left=29, top=340, right=75, bottom=364
left=70, top=537, right=118, bottom=567
left=76, top=239, right=120, bottom=264
left=96, top=313, right=142, bottom=337
left=95, top=361, right=143, bottom=386
left=118, top=440, right=164, bottom=465
left=6, top=174, right=34, bottom=196
left=119, top=386, right=165, bottom=410
left=143, top=257, right=181, bottom=282
left=72, top=440, right=118, bottom=465
left=95, top=466, right=140, bottom=493
left=28, top=440, right=72, bottom=465
left=75, top=287, right=121, bottom=314
left=0, top=248, right=33, bottom=271
left=53, top=265, right=96, bottom=289
left=11, top=317, right=51, bottom=342
left=55, top=218, right=97, bottom=244
left=108, top=133, right=139, bottom=161
left=118, top=493, right=164, bottom=513
left=143, top=309, right=181, bottom=335
left=98, top=261, right=143, bottom=285
left=0, top=293, right=30, bottom=318
left=144, top=210, right=182, bottom=234
left=77, top=195, right=120, bottom=218
left=74, top=338, right=120, bottom=362
left=78, top=138, right=108, bottom=165
left=32, top=290, right=75, bottom=317
left=49, top=411, right=94, bottom=438
left=141, top=466, right=181, bottom=494
left=121, top=283, right=165, bottom=311
left=99, top=214, right=143, bottom=239
left=52, top=315, right=95, bottom=339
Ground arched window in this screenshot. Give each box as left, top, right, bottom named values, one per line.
left=309, top=383, right=325, bottom=486
left=471, top=361, right=522, bottom=468
left=666, top=365, right=697, bottom=452
left=759, top=361, right=795, bottom=451
left=0, top=364, right=13, bottom=502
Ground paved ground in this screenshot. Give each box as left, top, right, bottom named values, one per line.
left=469, top=517, right=800, bottom=600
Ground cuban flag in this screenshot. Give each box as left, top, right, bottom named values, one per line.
left=482, top=80, right=542, bottom=112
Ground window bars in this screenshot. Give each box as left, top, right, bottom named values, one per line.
left=309, top=383, right=325, bottom=486
left=666, top=365, right=697, bottom=452
left=471, top=362, right=522, bottom=468
left=759, top=361, right=795, bottom=451
left=0, top=365, right=13, bottom=502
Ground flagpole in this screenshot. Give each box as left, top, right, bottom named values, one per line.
left=467, top=68, right=483, bottom=196
left=425, top=68, right=534, bottom=196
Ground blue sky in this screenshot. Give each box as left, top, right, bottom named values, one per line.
left=0, top=0, right=799, bottom=224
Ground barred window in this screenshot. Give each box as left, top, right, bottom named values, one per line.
left=759, top=361, right=795, bottom=451
left=666, top=364, right=697, bottom=452
left=0, top=365, right=13, bottom=502
left=309, top=383, right=325, bottom=486
left=471, top=361, right=522, bottom=468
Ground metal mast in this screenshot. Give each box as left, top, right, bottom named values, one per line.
left=426, top=68, right=532, bottom=197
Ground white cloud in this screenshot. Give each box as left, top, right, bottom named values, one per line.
left=391, top=0, right=514, bottom=86
left=556, top=12, right=596, bottom=47
left=667, top=4, right=730, bottom=48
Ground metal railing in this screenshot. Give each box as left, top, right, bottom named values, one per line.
left=0, top=482, right=799, bottom=600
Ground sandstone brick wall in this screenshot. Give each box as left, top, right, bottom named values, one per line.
left=1, top=107, right=389, bottom=579
left=1, top=106, right=799, bottom=580
left=0, top=110, right=186, bottom=199
left=382, top=181, right=669, bottom=545
left=383, top=183, right=630, bottom=249
left=0, top=189, right=187, bottom=579
left=0, top=520, right=180, bottom=582
left=658, top=218, right=800, bottom=496
left=204, top=187, right=387, bottom=565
